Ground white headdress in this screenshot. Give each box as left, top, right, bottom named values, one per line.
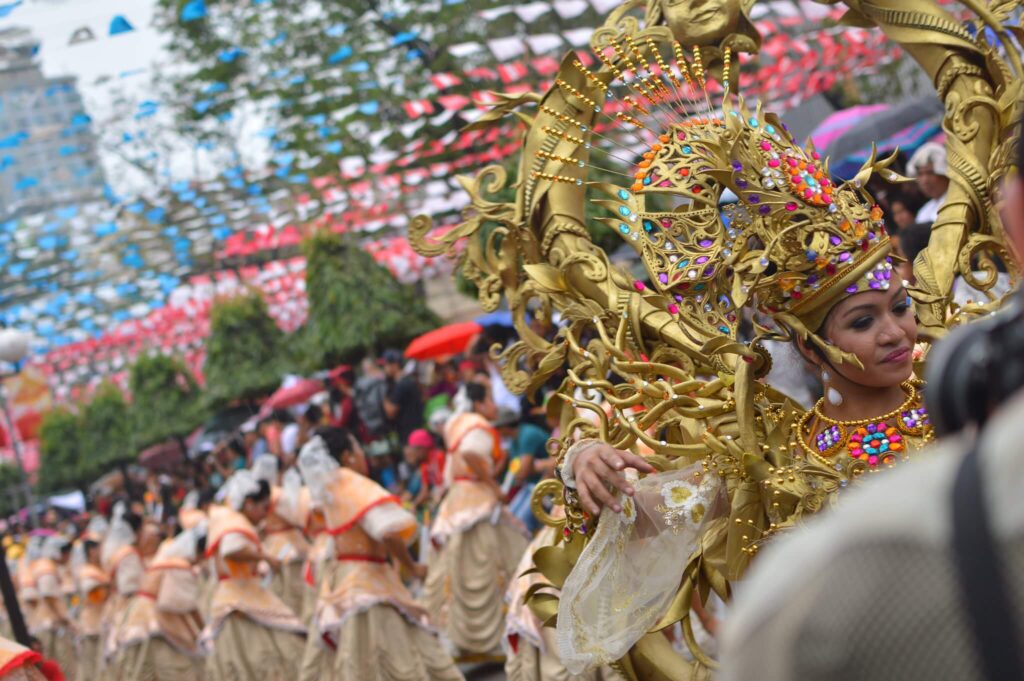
left=223, top=469, right=261, bottom=511
left=100, top=501, right=136, bottom=568
left=274, top=467, right=306, bottom=528
left=297, top=435, right=338, bottom=508
left=251, top=454, right=279, bottom=485
left=41, top=534, right=69, bottom=561
left=159, top=520, right=207, bottom=563
left=181, top=490, right=200, bottom=511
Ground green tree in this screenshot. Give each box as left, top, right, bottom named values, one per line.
left=205, top=292, right=289, bottom=408
left=129, top=354, right=208, bottom=451
left=300, top=230, right=438, bottom=367
left=0, top=463, right=23, bottom=517
left=36, top=408, right=85, bottom=494
left=79, top=382, right=134, bottom=482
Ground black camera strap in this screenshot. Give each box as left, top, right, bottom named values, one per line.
left=951, top=445, right=1024, bottom=680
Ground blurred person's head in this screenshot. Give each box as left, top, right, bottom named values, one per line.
left=889, top=195, right=922, bottom=231
left=404, top=429, right=434, bottom=466
left=493, top=408, right=521, bottom=439
left=317, top=426, right=368, bottom=476
left=908, top=142, right=950, bottom=200
left=84, top=538, right=101, bottom=565
left=897, top=222, right=933, bottom=284
left=382, top=349, right=404, bottom=379
left=466, top=381, right=498, bottom=421
left=300, top=404, right=323, bottom=428
left=457, top=360, right=478, bottom=383
left=240, top=480, right=272, bottom=525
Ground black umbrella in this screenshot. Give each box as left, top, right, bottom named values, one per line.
left=824, top=95, right=945, bottom=162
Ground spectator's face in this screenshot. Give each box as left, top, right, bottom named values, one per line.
left=1002, top=175, right=1024, bottom=265
left=385, top=361, right=401, bottom=378
left=891, top=201, right=915, bottom=229
left=404, top=445, right=426, bottom=465
left=915, top=164, right=949, bottom=199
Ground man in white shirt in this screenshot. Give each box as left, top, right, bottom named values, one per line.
left=906, top=142, right=950, bottom=223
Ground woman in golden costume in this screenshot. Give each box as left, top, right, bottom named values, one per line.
left=201, top=470, right=306, bottom=681
left=410, top=0, right=1021, bottom=676
left=297, top=427, right=463, bottom=681
left=423, top=382, right=529, bottom=661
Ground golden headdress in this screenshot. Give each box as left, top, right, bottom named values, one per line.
left=541, top=36, right=906, bottom=366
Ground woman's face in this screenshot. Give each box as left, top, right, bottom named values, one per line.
left=242, top=497, right=269, bottom=525
left=891, top=201, right=916, bottom=230
left=819, top=285, right=917, bottom=388
left=342, top=439, right=369, bottom=477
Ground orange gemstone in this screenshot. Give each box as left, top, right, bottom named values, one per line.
left=639, top=161, right=651, bottom=168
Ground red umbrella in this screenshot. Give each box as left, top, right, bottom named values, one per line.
left=262, top=377, right=325, bottom=412
left=405, top=321, right=483, bottom=361
left=139, top=439, right=186, bottom=470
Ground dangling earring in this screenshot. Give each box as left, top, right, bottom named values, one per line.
left=821, top=368, right=843, bottom=407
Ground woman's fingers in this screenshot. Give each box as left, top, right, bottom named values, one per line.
left=581, top=470, right=622, bottom=513
left=576, top=481, right=602, bottom=517
left=620, top=450, right=656, bottom=474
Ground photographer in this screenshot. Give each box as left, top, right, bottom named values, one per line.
left=719, top=134, right=1024, bottom=680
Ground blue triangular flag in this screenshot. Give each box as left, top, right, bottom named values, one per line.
left=109, top=15, right=134, bottom=35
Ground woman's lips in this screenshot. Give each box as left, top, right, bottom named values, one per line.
left=881, top=347, right=910, bottom=364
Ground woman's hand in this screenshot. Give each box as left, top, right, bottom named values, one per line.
left=572, top=443, right=655, bottom=516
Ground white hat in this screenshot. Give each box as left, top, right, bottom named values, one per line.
left=907, top=142, right=948, bottom=178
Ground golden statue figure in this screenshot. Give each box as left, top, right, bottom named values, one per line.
left=410, top=1, right=1021, bottom=680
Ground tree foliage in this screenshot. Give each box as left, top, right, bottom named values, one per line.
left=0, top=463, right=24, bottom=517
left=36, top=407, right=85, bottom=494
left=129, top=354, right=208, bottom=450
left=79, top=382, right=134, bottom=477
left=205, top=293, right=289, bottom=407
left=301, top=230, right=438, bottom=366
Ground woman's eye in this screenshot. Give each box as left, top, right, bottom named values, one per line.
left=851, top=316, right=873, bottom=331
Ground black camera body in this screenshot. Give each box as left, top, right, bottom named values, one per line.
left=926, top=290, right=1024, bottom=436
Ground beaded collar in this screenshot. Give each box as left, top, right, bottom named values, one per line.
left=797, top=381, right=933, bottom=472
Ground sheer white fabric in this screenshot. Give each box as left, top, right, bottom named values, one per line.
left=225, top=470, right=261, bottom=511
left=115, top=551, right=143, bottom=596
left=361, top=504, right=416, bottom=543
left=275, top=468, right=306, bottom=527
left=298, top=435, right=339, bottom=507
left=252, top=454, right=279, bottom=485
left=556, top=465, right=723, bottom=675
left=100, top=502, right=136, bottom=568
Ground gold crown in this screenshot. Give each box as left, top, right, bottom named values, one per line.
left=534, top=36, right=907, bottom=357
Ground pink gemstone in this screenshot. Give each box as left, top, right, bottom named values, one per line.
left=667, top=304, right=679, bottom=314
left=760, top=141, right=771, bottom=151
left=787, top=158, right=799, bottom=168
left=634, top=281, right=646, bottom=291
left=803, top=188, right=814, bottom=198
left=823, top=195, right=833, bottom=204
left=812, top=152, right=821, bottom=160
left=807, top=164, right=817, bottom=174
left=768, top=159, right=780, bottom=168
left=785, top=202, right=797, bottom=211
left=868, top=456, right=878, bottom=465
left=890, top=433, right=902, bottom=442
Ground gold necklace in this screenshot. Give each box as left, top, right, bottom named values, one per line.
left=798, top=380, right=930, bottom=468
left=811, top=380, right=918, bottom=427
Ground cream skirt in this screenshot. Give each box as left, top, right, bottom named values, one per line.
left=204, top=612, right=305, bottom=681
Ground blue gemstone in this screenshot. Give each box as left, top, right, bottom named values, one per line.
left=643, top=220, right=654, bottom=232
left=719, top=325, right=729, bottom=333
left=643, top=176, right=652, bottom=185
left=765, top=125, right=776, bottom=134
left=694, top=284, right=705, bottom=291
left=618, top=206, right=631, bottom=217
left=619, top=224, right=630, bottom=234
left=617, top=189, right=630, bottom=200
left=748, top=118, right=759, bottom=128
left=682, top=146, right=692, bottom=154
left=806, top=177, right=817, bottom=187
